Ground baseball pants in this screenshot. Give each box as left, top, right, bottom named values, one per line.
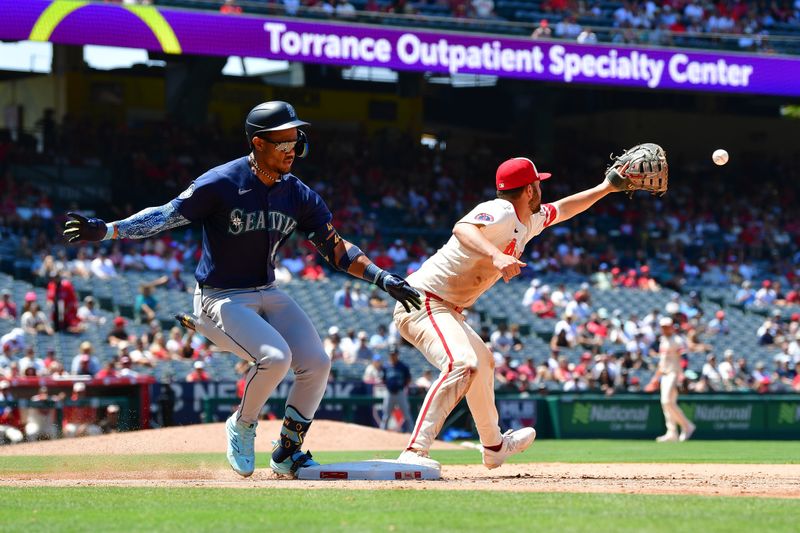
left=380, top=390, right=414, bottom=433
left=393, top=296, right=503, bottom=453
left=194, top=284, right=331, bottom=424
left=660, top=372, right=691, bottom=435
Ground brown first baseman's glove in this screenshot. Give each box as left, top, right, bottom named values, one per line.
left=605, top=143, right=669, bottom=198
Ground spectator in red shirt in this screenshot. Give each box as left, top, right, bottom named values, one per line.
left=554, top=356, right=574, bottom=384
left=300, top=254, right=326, bottom=281
left=494, top=354, right=517, bottom=384
left=0, top=290, right=17, bottom=320
left=610, top=266, right=624, bottom=286
left=63, top=382, right=102, bottom=437
left=219, top=0, right=243, bottom=14
left=107, top=316, right=130, bottom=347
left=574, top=352, right=593, bottom=377
left=95, top=360, right=118, bottom=380
left=542, top=0, right=568, bottom=11
left=637, top=265, right=659, bottom=291
left=43, top=348, right=59, bottom=371
left=530, top=287, right=556, bottom=318
left=516, top=357, right=536, bottom=380
left=371, top=246, right=395, bottom=271
left=622, top=269, right=638, bottom=288
left=46, top=272, right=81, bottom=333
left=586, top=312, right=609, bottom=339
left=786, top=286, right=799, bottom=305
left=186, top=360, right=211, bottom=382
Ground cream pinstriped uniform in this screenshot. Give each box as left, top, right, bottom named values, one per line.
left=394, top=199, right=558, bottom=452
left=658, top=333, right=692, bottom=436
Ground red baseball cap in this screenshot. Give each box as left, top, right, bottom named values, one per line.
left=496, top=158, right=551, bottom=190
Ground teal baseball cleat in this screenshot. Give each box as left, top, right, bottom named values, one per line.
left=226, top=414, right=257, bottom=477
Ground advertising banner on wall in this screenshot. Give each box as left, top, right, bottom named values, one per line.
left=2, top=0, right=800, bottom=96
left=549, top=395, right=800, bottom=439
left=552, top=396, right=664, bottom=438
left=151, top=380, right=375, bottom=426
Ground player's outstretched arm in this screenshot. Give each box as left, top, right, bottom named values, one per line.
left=64, top=203, right=190, bottom=243
left=307, top=223, right=421, bottom=312
left=549, top=177, right=620, bottom=226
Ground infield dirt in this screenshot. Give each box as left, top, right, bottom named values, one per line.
left=1, top=421, right=798, bottom=498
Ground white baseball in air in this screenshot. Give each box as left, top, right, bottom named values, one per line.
left=712, top=149, right=729, bottom=166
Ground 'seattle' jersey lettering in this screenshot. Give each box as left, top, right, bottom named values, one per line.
left=171, top=157, right=331, bottom=289
left=408, top=199, right=558, bottom=308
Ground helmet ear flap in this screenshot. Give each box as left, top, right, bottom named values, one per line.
left=296, top=130, right=309, bottom=159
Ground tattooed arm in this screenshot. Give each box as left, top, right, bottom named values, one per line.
left=64, top=176, right=218, bottom=244
left=108, top=202, right=191, bottom=240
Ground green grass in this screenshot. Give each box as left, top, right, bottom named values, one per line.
left=0, top=487, right=797, bottom=533
left=1, top=440, right=797, bottom=474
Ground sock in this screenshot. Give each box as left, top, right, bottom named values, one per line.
left=271, top=405, right=312, bottom=463
left=484, top=443, right=503, bottom=452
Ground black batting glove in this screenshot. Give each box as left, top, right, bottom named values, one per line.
left=379, top=272, right=422, bottom=313
left=63, top=212, right=108, bottom=243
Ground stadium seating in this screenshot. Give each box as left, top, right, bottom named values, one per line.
left=4, top=266, right=791, bottom=385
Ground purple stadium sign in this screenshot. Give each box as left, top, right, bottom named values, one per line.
left=2, top=0, right=800, bottom=96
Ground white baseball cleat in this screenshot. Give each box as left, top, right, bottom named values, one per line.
left=397, top=449, right=442, bottom=472
left=679, top=423, right=696, bottom=442
left=482, top=427, right=536, bottom=470
left=656, top=432, right=679, bottom=443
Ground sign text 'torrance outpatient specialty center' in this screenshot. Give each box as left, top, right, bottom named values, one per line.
left=1, top=0, right=798, bottom=96
left=265, top=22, right=755, bottom=90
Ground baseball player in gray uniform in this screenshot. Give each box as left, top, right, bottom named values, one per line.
left=63, top=101, right=422, bottom=478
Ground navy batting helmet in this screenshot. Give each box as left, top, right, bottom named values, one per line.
left=245, top=101, right=310, bottom=158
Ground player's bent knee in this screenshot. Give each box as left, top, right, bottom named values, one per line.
left=315, top=352, right=332, bottom=373
left=453, top=353, right=479, bottom=371
left=294, top=351, right=331, bottom=375
left=258, top=343, right=292, bottom=370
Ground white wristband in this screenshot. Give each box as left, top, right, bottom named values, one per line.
left=103, top=223, right=115, bottom=241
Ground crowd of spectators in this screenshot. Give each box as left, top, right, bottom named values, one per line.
left=3, top=107, right=799, bottom=295
left=509, top=280, right=800, bottom=394
left=159, top=0, right=800, bottom=54
left=528, top=0, right=800, bottom=51
left=0, top=379, right=121, bottom=444
left=1, top=109, right=799, bottom=402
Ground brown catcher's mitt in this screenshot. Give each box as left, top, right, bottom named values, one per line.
left=605, top=143, right=668, bottom=198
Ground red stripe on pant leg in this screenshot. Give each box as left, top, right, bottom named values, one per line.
left=408, top=297, right=455, bottom=448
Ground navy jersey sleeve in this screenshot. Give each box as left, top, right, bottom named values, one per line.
left=297, top=183, right=333, bottom=236
left=171, top=172, right=222, bottom=222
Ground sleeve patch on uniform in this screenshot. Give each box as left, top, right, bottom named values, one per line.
left=474, top=213, right=494, bottom=222
left=542, top=204, right=557, bottom=226
left=178, top=183, right=195, bottom=200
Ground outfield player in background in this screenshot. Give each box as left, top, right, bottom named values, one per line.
left=63, top=101, right=421, bottom=478
left=395, top=157, right=628, bottom=471
left=654, top=317, right=696, bottom=442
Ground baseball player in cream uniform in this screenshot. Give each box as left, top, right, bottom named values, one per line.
left=395, top=157, right=627, bottom=471
left=654, top=317, right=696, bottom=442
